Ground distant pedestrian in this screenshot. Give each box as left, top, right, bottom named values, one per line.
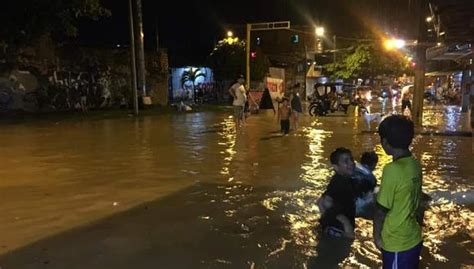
left=290, top=83, right=303, bottom=131
left=99, top=79, right=111, bottom=108
left=278, top=97, right=291, bottom=135
left=401, top=86, right=412, bottom=113
left=228, top=75, right=247, bottom=128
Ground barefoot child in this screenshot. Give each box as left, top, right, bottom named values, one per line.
left=278, top=97, right=291, bottom=135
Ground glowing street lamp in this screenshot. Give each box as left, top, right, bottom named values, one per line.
left=384, top=38, right=406, bottom=50
left=224, top=30, right=239, bottom=45
left=315, top=27, right=325, bottom=37
left=426, top=16, right=432, bottom=22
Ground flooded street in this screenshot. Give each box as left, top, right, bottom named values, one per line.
left=0, top=105, right=472, bottom=268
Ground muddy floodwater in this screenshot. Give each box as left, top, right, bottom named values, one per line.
left=0, top=104, right=472, bottom=268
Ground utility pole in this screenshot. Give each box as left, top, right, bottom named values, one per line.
left=133, top=0, right=147, bottom=98
left=128, top=0, right=138, bottom=116
left=333, top=35, right=337, bottom=64
left=412, top=0, right=427, bottom=126
left=155, top=16, right=160, bottom=53
left=304, top=44, right=308, bottom=99
left=246, top=24, right=251, bottom=91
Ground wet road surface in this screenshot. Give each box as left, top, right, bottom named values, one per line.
left=0, top=104, right=472, bottom=268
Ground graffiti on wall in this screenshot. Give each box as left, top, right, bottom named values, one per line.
left=1, top=44, right=169, bottom=113
left=171, top=67, right=215, bottom=103
left=0, top=66, right=119, bottom=112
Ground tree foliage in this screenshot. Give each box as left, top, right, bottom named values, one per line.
left=180, top=68, right=206, bottom=91
left=0, top=0, right=110, bottom=48
left=325, top=43, right=412, bottom=80
left=207, top=38, right=270, bottom=82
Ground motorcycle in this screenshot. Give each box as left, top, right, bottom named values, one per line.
left=308, top=96, right=330, bottom=116
left=329, top=93, right=351, bottom=113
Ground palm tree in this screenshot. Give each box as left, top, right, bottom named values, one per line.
left=180, top=68, right=206, bottom=102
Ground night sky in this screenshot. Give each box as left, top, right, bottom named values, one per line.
left=76, top=0, right=417, bottom=66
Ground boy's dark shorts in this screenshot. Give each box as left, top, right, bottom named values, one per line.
left=382, top=241, right=422, bottom=269
left=280, top=119, right=290, bottom=134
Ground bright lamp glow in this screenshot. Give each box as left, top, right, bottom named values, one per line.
left=227, top=31, right=233, bottom=38
left=315, top=27, right=325, bottom=37
left=426, top=16, right=433, bottom=22
left=384, top=39, right=406, bottom=50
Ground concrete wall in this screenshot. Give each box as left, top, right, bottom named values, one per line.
left=0, top=36, right=170, bottom=112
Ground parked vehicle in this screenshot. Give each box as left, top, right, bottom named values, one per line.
left=308, top=83, right=354, bottom=116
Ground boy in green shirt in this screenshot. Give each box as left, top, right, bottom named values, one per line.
left=374, top=115, right=423, bottom=268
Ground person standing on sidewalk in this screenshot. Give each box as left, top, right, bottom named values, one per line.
left=374, top=115, right=423, bottom=269
left=228, top=75, right=247, bottom=128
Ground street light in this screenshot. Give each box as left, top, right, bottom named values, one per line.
left=426, top=16, right=432, bottom=22
left=384, top=38, right=406, bottom=50
left=315, top=27, right=325, bottom=37
left=224, top=31, right=238, bottom=45
left=314, top=27, right=325, bottom=54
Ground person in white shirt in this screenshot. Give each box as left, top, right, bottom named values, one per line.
left=228, top=75, right=247, bottom=128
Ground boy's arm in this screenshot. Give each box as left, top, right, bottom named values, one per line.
left=373, top=203, right=389, bottom=249
left=374, top=166, right=395, bottom=249
left=336, top=214, right=355, bottom=238
left=228, top=86, right=236, bottom=99
left=317, top=195, right=333, bottom=214
left=242, top=89, right=248, bottom=102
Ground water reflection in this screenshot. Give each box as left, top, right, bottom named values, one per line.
left=218, top=116, right=236, bottom=178
left=255, top=111, right=472, bottom=267
left=422, top=105, right=469, bottom=132
left=0, top=107, right=471, bottom=268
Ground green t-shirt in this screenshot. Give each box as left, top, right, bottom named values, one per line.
left=377, top=155, right=423, bottom=252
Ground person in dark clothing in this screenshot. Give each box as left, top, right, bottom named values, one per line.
left=318, top=147, right=356, bottom=238
left=290, top=83, right=303, bottom=131
left=259, top=87, right=276, bottom=113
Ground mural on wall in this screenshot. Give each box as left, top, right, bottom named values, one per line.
left=171, top=67, right=214, bottom=102
left=1, top=41, right=170, bottom=113
left=0, top=65, right=118, bottom=113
